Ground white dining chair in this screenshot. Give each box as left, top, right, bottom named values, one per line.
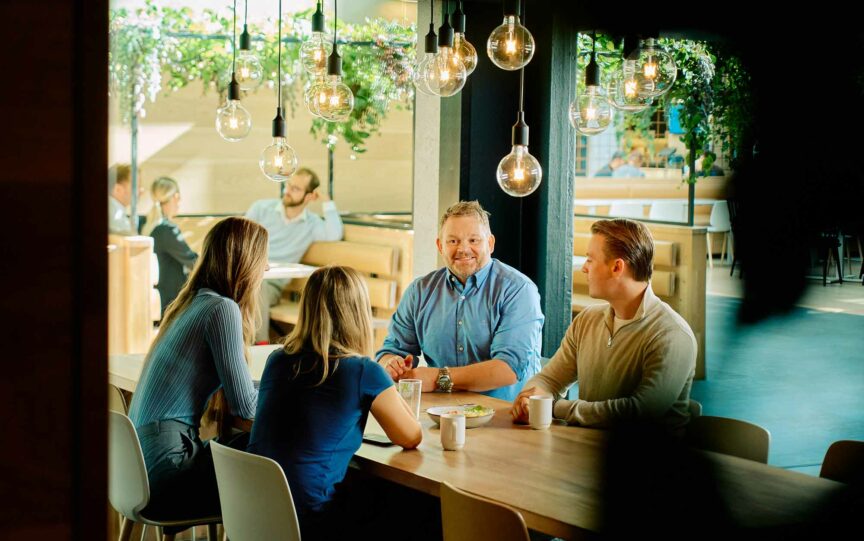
left=707, top=201, right=732, bottom=267
left=210, top=441, right=302, bottom=541
left=685, top=415, right=770, bottom=463
left=648, top=200, right=687, bottom=222
left=608, top=202, right=645, bottom=219
left=108, top=411, right=221, bottom=541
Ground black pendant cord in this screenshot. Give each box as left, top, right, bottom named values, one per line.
left=518, top=0, right=526, bottom=114
left=333, top=0, right=337, bottom=51
left=232, top=0, right=237, bottom=72
left=278, top=0, right=282, bottom=105
left=244, top=0, right=248, bottom=26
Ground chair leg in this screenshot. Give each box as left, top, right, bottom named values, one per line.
left=207, top=524, right=218, bottom=541
left=706, top=232, right=713, bottom=268
left=720, top=232, right=728, bottom=265
left=162, top=529, right=175, bottom=541
left=119, top=517, right=135, bottom=541
left=833, top=245, right=843, bottom=283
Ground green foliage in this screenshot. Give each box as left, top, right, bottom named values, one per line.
left=109, top=0, right=416, bottom=154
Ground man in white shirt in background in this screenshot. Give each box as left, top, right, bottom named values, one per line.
left=108, top=164, right=136, bottom=235
left=245, top=168, right=343, bottom=343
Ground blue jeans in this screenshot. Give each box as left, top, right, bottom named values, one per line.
left=137, top=419, right=247, bottom=521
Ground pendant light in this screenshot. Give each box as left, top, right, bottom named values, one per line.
left=308, top=0, right=354, bottom=122
left=607, top=34, right=653, bottom=112
left=486, top=0, right=534, bottom=71
left=215, top=0, right=252, bottom=142
left=235, top=0, right=263, bottom=91
left=451, top=1, right=477, bottom=75
left=497, top=17, right=541, bottom=198
left=637, top=37, right=677, bottom=98
left=259, top=0, right=298, bottom=182
left=300, top=1, right=332, bottom=76
left=425, top=0, right=467, bottom=97
left=412, top=0, right=438, bottom=96
left=569, top=32, right=612, bottom=135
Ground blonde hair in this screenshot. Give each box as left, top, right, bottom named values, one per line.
left=281, top=266, right=374, bottom=386
left=439, top=200, right=491, bottom=234
left=142, top=177, right=180, bottom=236
left=591, top=219, right=655, bottom=282
left=146, top=216, right=269, bottom=435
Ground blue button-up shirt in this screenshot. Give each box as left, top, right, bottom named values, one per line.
left=376, top=259, right=544, bottom=401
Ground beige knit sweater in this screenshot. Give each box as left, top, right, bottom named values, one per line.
left=524, top=286, right=696, bottom=431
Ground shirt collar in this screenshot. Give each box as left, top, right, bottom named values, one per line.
left=604, top=283, right=658, bottom=328
left=277, top=201, right=308, bottom=224
left=445, top=259, right=494, bottom=292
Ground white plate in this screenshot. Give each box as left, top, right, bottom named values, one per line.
left=425, top=404, right=495, bottom=429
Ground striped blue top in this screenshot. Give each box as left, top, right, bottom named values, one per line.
left=128, top=288, right=258, bottom=428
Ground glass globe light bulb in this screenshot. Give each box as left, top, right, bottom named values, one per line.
left=497, top=144, right=542, bottom=197
left=235, top=49, right=263, bottom=91
left=424, top=47, right=467, bottom=97
left=259, top=137, right=298, bottom=182
left=607, top=59, right=654, bottom=112
left=315, top=75, right=354, bottom=122
left=486, top=15, right=534, bottom=71
left=300, top=32, right=333, bottom=76
left=637, top=38, right=677, bottom=98
left=413, top=53, right=437, bottom=96
left=215, top=99, right=252, bottom=142
left=569, top=85, right=612, bottom=135
left=304, top=79, right=325, bottom=116
left=452, top=33, right=478, bottom=75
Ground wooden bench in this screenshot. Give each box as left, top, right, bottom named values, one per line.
left=572, top=217, right=707, bottom=379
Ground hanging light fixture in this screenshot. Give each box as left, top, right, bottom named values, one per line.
left=307, top=0, right=354, bottom=122
left=486, top=0, right=534, bottom=71
left=637, top=37, right=677, bottom=98
left=412, top=0, right=438, bottom=96
left=569, top=32, right=612, bottom=136
left=607, top=34, right=653, bottom=112
left=300, top=1, right=332, bottom=76
left=497, top=7, right=541, bottom=199
left=451, top=1, right=477, bottom=75
left=259, top=0, right=298, bottom=182
left=235, top=0, right=263, bottom=91
left=216, top=0, right=252, bottom=142
left=425, top=0, right=467, bottom=97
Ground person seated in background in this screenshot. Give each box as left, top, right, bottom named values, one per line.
left=248, top=266, right=421, bottom=539
left=108, top=164, right=135, bottom=235
left=594, top=151, right=626, bottom=177
left=126, top=217, right=265, bottom=520
left=245, top=167, right=343, bottom=343
left=612, top=150, right=647, bottom=178
left=511, top=219, right=696, bottom=433
left=142, top=176, right=198, bottom=316
left=376, top=200, right=544, bottom=401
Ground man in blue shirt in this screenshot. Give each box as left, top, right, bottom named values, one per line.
left=245, top=168, right=343, bottom=342
left=376, top=201, right=544, bottom=401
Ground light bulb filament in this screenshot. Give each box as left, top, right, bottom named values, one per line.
left=229, top=117, right=238, bottom=129
left=240, top=67, right=250, bottom=78
left=644, top=61, right=657, bottom=79
left=329, top=93, right=339, bottom=106
left=505, top=38, right=517, bottom=54
left=274, top=155, right=283, bottom=168
left=585, top=105, right=598, bottom=121
left=440, top=69, right=450, bottom=81
left=514, top=167, right=525, bottom=181
left=624, top=79, right=637, bottom=98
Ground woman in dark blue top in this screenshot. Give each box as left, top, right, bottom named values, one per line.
left=248, top=266, right=422, bottom=538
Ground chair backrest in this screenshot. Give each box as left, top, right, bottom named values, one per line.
left=210, top=441, right=301, bottom=541
left=709, top=201, right=731, bottom=229
left=685, top=415, right=770, bottom=463
left=108, top=411, right=151, bottom=520
left=648, top=200, right=687, bottom=222
left=108, top=383, right=128, bottom=414
left=688, top=398, right=702, bottom=418
left=440, top=481, right=529, bottom=541
left=820, top=440, right=864, bottom=483
left=608, top=202, right=645, bottom=219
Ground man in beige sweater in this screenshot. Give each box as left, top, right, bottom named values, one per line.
left=511, top=219, right=696, bottom=431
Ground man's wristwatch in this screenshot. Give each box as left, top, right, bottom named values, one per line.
left=551, top=394, right=561, bottom=418
left=436, top=367, right=453, bottom=392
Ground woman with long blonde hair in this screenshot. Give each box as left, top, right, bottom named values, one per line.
left=143, top=176, right=198, bottom=315
left=128, top=216, right=267, bottom=519
left=248, top=265, right=422, bottom=539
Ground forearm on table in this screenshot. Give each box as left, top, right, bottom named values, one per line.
left=450, top=359, right=517, bottom=392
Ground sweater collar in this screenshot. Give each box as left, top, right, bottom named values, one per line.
left=603, top=284, right=659, bottom=329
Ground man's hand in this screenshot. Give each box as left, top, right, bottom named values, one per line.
left=378, top=353, right=413, bottom=380
left=401, top=367, right=438, bottom=392
left=510, top=386, right=541, bottom=424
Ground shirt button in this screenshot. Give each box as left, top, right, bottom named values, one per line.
left=458, top=345, right=464, bottom=352
left=457, top=320, right=463, bottom=326
left=460, top=295, right=465, bottom=301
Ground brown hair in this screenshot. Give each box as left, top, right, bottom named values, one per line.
left=439, top=200, right=491, bottom=233
left=149, top=216, right=269, bottom=436
left=282, top=266, right=374, bottom=386
left=590, top=218, right=654, bottom=281
left=296, top=167, right=321, bottom=193
left=108, top=164, right=131, bottom=190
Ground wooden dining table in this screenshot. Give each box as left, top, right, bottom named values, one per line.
left=109, top=350, right=845, bottom=540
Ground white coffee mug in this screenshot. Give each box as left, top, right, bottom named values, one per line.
left=440, top=413, right=466, bottom=451
left=528, top=395, right=553, bottom=430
